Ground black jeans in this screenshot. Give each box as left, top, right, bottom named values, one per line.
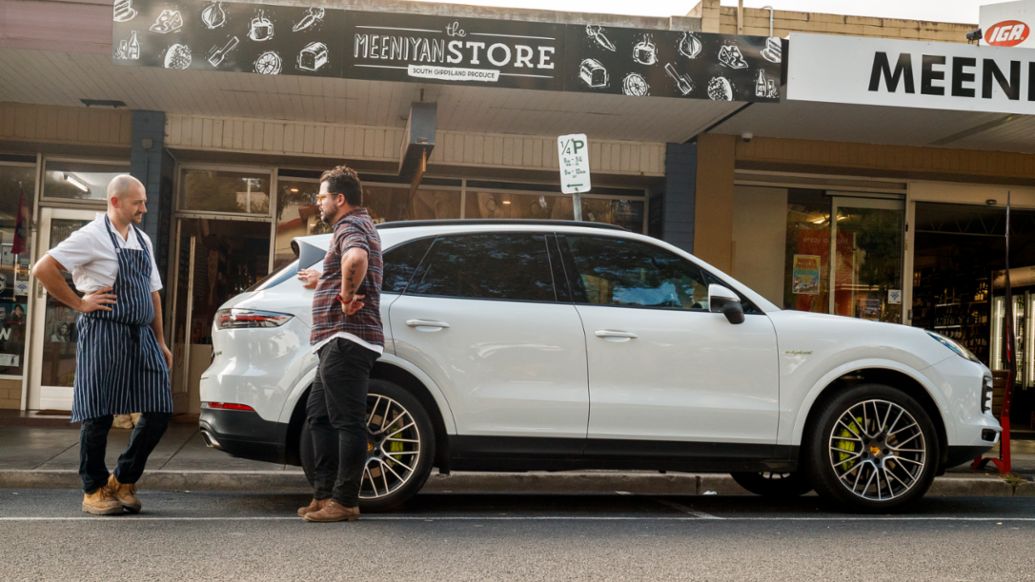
left=306, top=338, right=379, bottom=506
left=79, top=412, right=171, bottom=493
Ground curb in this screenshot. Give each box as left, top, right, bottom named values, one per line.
left=0, top=470, right=1026, bottom=497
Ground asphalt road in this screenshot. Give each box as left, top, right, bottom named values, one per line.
left=2, top=490, right=1035, bottom=581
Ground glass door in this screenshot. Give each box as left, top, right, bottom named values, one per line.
left=829, top=196, right=905, bottom=323
left=28, top=208, right=99, bottom=410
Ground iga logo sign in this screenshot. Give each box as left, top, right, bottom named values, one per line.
left=985, top=20, right=1031, bottom=47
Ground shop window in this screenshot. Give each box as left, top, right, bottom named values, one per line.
left=273, top=179, right=330, bottom=270
left=0, top=165, right=36, bottom=376
left=179, top=168, right=270, bottom=215
left=43, top=160, right=129, bottom=202
left=785, top=189, right=830, bottom=313
left=581, top=198, right=644, bottom=232
left=365, top=185, right=461, bottom=223
left=466, top=191, right=574, bottom=221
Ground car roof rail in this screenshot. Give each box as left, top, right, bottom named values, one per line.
left=376, top=219, right=628, bottom=231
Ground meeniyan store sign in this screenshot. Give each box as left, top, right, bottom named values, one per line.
left=787, top=32, right=1035, bottom=115
left=112, top=0, right=782, bottom=102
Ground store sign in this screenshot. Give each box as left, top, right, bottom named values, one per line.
left=787, top=33, right=1035, bottom=115
left=112, top=0, right=782, bottom=103
left=981, top=1, right=1035, bottom=48
left=558, top=134, right=591, bottom=194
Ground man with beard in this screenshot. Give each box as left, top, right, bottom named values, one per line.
left=32, top=175, right=173, bottom=515
left=295, top=165, right=383, bottom=522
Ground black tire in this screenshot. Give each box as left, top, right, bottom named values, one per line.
left=298, top=379, right=436, bottom=512
left=730, top=471, right=813, bottom=498
left=806, top=383, right=939, bottom=513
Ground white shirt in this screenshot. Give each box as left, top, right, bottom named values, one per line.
left=47, top=214, right=163, bottom=294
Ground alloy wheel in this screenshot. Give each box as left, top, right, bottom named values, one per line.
left=360, top=393, right=422, bottom=501
left=827, top=398, right=927, bottom=502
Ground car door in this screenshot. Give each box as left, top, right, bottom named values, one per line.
left=389, top=231, right=589, bottom=440
left=559, top=233, right=779, bottom=445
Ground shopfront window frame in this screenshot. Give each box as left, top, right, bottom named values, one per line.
left=176, top=163, right=276, bottom=220
left=40, top=157, right=131, bottom=208
left=0, top=156, right=39, bottom=383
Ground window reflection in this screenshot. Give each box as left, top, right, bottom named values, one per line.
left=180, top=169, right=270, bottom=215
left=43, top=160, right=129, bottom=201
left=365, top=186, right=461, bottom=223
left=0, top=165, right=35, bottom=376
left=273, top=179, right=329, bottom=270
left=466, top=192, right=573, bottom=220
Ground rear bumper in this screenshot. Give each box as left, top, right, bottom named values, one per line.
left=199, top=408, right=289, bottom=465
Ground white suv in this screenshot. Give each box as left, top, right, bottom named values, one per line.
left=200, top=220, right=1000, bottom=512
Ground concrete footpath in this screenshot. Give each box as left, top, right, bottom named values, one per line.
left=2, top=414, right=1034, bottom=497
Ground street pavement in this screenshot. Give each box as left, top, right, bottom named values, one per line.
left=0, top=414, right=1033, bottom=498
left=2, top=490, right=1035, bottom=581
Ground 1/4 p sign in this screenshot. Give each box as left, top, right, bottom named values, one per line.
left=558, top=133, right=591, bottom=195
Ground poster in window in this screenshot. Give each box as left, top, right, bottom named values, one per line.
left=792, top=254, right=821, bottom=295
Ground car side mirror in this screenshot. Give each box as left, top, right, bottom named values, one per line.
left=708, top=284, right=745, bottom=325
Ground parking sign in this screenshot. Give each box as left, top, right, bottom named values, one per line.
left=557, top=133, right=591, bottom=195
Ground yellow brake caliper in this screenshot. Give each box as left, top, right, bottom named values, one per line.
left=834, top=416, right=864, bottom=472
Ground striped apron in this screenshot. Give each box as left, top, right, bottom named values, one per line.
left=70, top=216, right=172, bottom=422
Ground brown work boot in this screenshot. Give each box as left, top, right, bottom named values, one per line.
left=303, top=499, right=360, bottom=522
left=81, top=485, right=122, bottom=516
left=107, top=473, right=142, bottom=513
left=296, top=498, right=328, bottom=517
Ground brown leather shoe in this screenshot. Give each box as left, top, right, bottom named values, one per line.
left=107, top=473, right=142, bottom=513
left=82, top=486, right=122, bottom=515
left=303, top=499, right=360, bottom=522
left=296, top=498, right=328, bottom=517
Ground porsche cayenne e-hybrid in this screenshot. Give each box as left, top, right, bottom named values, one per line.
left=200, top=220, right=1000, bottom=512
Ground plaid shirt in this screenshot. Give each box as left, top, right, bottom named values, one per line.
left=310, top=208, right=384, bottom=349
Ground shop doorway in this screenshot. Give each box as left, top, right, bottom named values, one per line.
left=169, top=218, right=270, bottom=414
left=28, top=207, right=98, bottom=411
left=912, top=202, right=1035, bottom=428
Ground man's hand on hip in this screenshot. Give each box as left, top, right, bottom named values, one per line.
left=79, top=288, right=117, bottom=313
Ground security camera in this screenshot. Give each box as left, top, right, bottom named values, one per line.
left=966, top=28, right=982, bottom=42
left=740, top=131, right=753, bottom=143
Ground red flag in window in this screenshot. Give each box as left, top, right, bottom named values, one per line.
left=11, top=187, right=27, bottom=255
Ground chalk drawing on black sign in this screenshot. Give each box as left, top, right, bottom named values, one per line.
left=114, top=31, right=141, bottom=61
left=292, top=7, right=325, bottom=33
left=445, top=21, right=465, bottom=37
left=664, top=63, right=694, bottom=96
left=755, top=69, right=779, bottom=99
left=761, top=36, right=782, bottom=63
left=113, top=0, right=137, bottom=23
left=201, top=2, right=228, bottom=30
left=150, top=9, right=183, bottom=34
left=633, top=34, right=658, bottom=66
left=622, top=73, right=649, bottom=97
left=579, top=58, right=608, bottom=88
left=297, top=42, right=328, bottom=72
left=207, top=36, right=239, bottom=67
left=717, top=43, right=748, bottom=69
left=248, top=10, right=275, bottom=42
left=707, top=76, right=733, bottom=101
left=678, top=31, right=702, bottom=59
left=254, top=51, right=282, bottom=75
left=164, top=43, right=192, bottom=70
left=585, top=25, right=615, bottom=52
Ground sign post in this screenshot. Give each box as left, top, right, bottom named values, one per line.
left=557, top=133, right=591, bottom=221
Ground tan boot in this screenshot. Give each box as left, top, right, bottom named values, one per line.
left=303, top=499, right=360, bottom=522
left=82, top=486, right=122, bottom=515
left=296, top=498, right=328, bottom=517
left=107, top=473, right=142, bottom=513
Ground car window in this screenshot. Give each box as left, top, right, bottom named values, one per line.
left=408, top=233, right=556, bottom=302
left=562, top=235, right=710, bottom=310
left=246, top=259, right=298, bottom=292
left=382, top=237, right=433, bottom=294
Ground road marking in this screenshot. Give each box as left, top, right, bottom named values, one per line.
left=655, top=499, right=723, bottom=520
left=3, top=516, right=1035, bottom=522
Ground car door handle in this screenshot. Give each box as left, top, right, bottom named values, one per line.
left=406, top=319, right=451, bottom=332
left=594, top=329, right=638, bottom=342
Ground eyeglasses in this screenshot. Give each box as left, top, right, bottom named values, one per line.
left=315, top=193, right=337, bottom=203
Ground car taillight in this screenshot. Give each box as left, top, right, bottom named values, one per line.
left=202, top=402, right=256, bottom=412
left=215, top=308, right=293, bottom=330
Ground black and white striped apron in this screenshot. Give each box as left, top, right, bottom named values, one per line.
left=70, top=216, right=172, bottom=422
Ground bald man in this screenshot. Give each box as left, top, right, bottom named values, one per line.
left=33, top=175, right=173, bottom=515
